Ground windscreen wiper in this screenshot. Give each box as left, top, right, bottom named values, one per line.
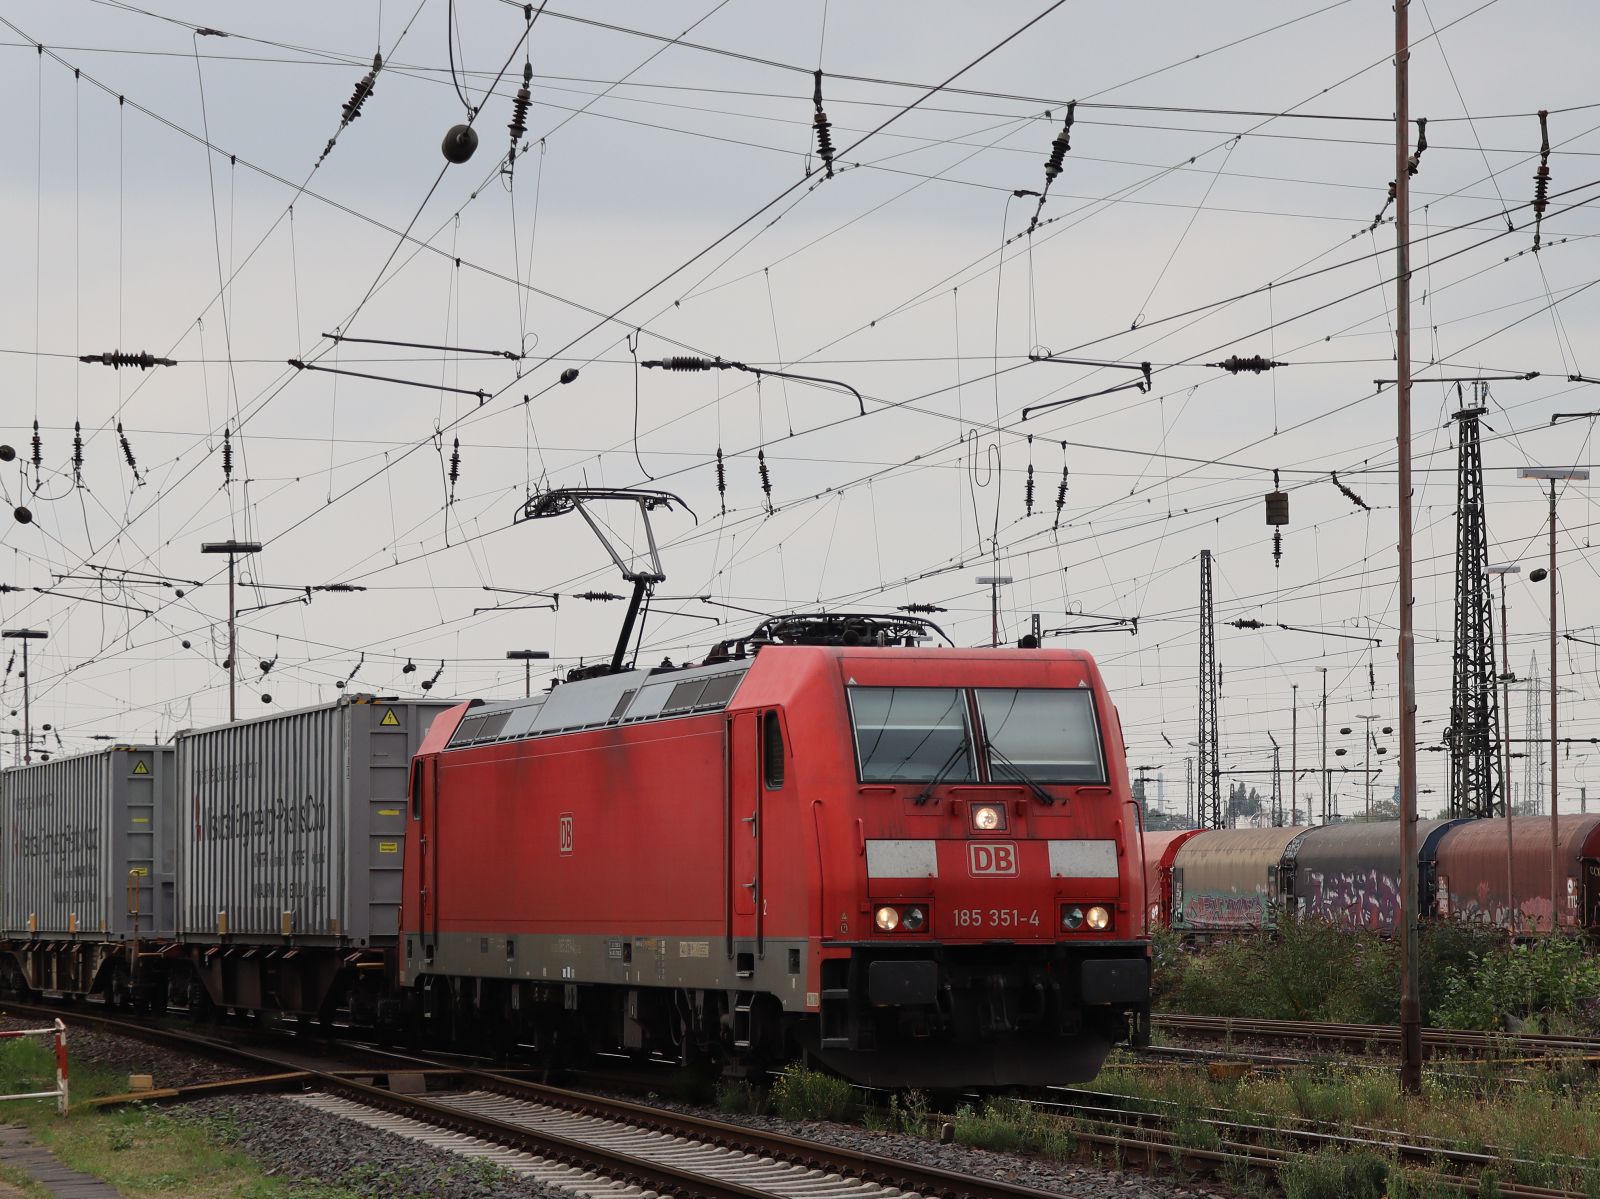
left=986, top=740, right=1056, bottom=806
left=912, top=742, right=969, bottom=806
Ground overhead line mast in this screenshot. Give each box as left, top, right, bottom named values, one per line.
left=1393, top=0, right=1423, bottom=1097
left=1197, top=550, right=1221, bottom=830
left=1448, top=397, right=1503, bottom=819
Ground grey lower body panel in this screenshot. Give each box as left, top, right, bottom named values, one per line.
left=407, top=931, right=814, bottom=1012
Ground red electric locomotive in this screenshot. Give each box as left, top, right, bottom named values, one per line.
left=400, top=616, right=1150, bottom=1087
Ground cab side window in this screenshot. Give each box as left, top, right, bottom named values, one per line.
left=762, top=711, right=785, bottom=790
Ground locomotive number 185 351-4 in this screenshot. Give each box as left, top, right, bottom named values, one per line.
left=951, top=907, right=1041, bottom=929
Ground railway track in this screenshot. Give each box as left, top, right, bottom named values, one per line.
left=1153, top=1012, right=1600, bottom=1059
left=1031, top=1086, right=1595, bottom=1198
left=10, top=1001, right=1597, bottom=1199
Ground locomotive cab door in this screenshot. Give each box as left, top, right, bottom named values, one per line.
left=413, top=755, right=439, bottom=963
left=726, top=709, right=774, bottom=969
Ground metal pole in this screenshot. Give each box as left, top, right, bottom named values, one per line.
left=1365, top=714, right=1373, bottom=820
left=1292, top=684, right=1299, bottom=824
left=524, top=659, right=532, bottom=698
left=227, top=552, right=238, bottom=722
left=1393, top=0, right=1423, bottom=1095
left=1548, top=482, right=1560, bottom=932
left=1499, top=574, right=1515, bottom=931
left=990, top=579, right=1000, bottom=648
left=1320, top=667, right=1329, bottom=824
left=21, top=639, right=31, bottom=765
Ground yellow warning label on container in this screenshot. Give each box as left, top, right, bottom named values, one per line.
left=378, top=841, right=399, bottom=854
left=132, top=759, right=149, bottom=775
left=132, top=817, right=149, bottom=824
left=380, top=708, right=400, bottom=727
left=377, top=808, right=402, bottom=817
left=129, top=867, right=149, bottom=877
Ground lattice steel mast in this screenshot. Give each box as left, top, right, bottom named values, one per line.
left=1198, top=550, right=1222, bottom=829
left=1448, top=397, right=1503, bottom=818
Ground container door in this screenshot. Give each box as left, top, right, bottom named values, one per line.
left=726, top=711, right=762, bottom=954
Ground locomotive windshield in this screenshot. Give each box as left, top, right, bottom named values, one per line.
left=975, top=688, right=1106, bottom=784
left=849, top=688, right=975, bottom=782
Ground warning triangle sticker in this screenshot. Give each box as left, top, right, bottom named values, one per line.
left=132, top=759, right=149, bottom=775
left=379, top=708, right=400, bottom=727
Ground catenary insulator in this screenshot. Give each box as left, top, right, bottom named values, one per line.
left=78, top=350, right=175, bottom=369
left=655, top=356, right=715, bottom=371
left=574, top=590, right=622, bottom=601
left=758, top=448, right=773, bottom=513
left=715, top=445, right=727, bottom=515
left=1407, top=116, right=1427, bottom=177
left=508, top=62, right=532, bottom=152
left=899, top=602, right=947, bottom=614
left=1211, top=355, right=1284, bottom=374
left=342, top=53, right=381, bottom=125
left=812, top=70, right=836, bottom=178
left=1532, top=110, right=1552, bottom=250
left=1053, top=441, right=1069, bottom=527
left=31, top=421, right=41, bottom=472
left=1043, top=101, right=1077, bottom=185
left=72, top=421, right=83, bottom=484
left=221, top=427, right=233, bottom=483
left=449, top=437, right=460, bottom=488
left=117, top=421, right=141, bottom=482
left=1273, top=529, right=1282, bottom=569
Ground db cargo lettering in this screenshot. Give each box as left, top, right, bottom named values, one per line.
left=200, top=793, right=328, bottom=841
left=194, top=761, right=260, bottom=785
left=16, top=826, right=99, bottom=859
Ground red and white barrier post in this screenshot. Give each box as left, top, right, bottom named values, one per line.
left=0, top=1019, right=70, bottom=1115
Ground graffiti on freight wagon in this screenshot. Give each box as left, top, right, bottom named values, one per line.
left=1178, top=891, right=1266, bottom=927
left=1301, top=869, right=1401, bottom=929
left=195, top=793, right=329, bottom=841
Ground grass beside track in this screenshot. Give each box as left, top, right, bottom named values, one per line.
left=0, top=1039, right=365, bottom=1199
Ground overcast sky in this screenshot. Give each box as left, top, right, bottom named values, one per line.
left=1, top=1, right=1597, bottom=819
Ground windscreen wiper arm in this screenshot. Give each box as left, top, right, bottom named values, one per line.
left=986, top=740, right=1056, bottom=806
left=913, top=742, right=969, bottom=806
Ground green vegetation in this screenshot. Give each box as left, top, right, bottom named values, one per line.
left=0, top=1040, right=381, bottom=1199
left=1152, top=919, right=1600, bottom=1032
left=1279, top=1148, right=1388, bottom=1199
left=769, top=1065, right=855, bottom=1122
left=1089, top=1049, right=1600, bottom=1198
left=1433, top=934, right=1600, bottom=1032
left=950, top=1098, right=1074, bottom=1159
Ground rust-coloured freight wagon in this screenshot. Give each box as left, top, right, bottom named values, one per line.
left=1434, top=814, right=1600, bottom=933
left=1284, top=819, right=1460, bottom=930
left=1169, top=826, right=1308, bottom=933
left=1141, top=828, right=1205, bottom=928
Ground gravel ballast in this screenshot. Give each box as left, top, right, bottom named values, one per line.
left=639, top=1102, right=1241, bottom=1199
left=170, top=1095, right=566, bottom=1199
left=3, top=1015, right=1235, bottom=1198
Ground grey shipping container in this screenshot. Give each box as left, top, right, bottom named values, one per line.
left=176, top=696, right=449, bottom=946
left=1, top=745, right=175, bottom=940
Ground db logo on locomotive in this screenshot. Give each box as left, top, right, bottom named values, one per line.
left=967, top=841, right=1017, bottom=876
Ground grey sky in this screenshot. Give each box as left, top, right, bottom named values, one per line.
left=1, top=1, right=1597, bottom=817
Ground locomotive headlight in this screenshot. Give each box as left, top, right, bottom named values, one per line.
left=1062, top=906, right=1085, bottom=930
left=1086, top=905, right=1111, bottom=931
left=900, top=905, right=927, bottom=932
left=874, top=905, right=900, bottom=932
left=971, top=803, right=1005, bottom=832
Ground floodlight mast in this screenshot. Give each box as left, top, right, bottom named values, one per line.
left=516, top=488, right=694, bottom=673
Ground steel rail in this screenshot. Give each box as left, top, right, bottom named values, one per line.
left=1154, top=1012, right=1600, bottom=1057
